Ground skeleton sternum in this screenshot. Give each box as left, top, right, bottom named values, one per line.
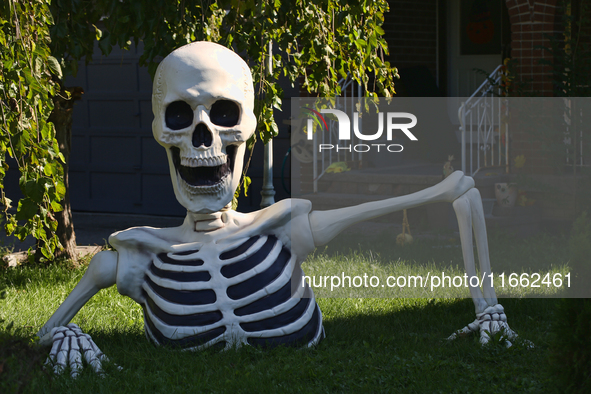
left=141, top=235, right=323, bottom=350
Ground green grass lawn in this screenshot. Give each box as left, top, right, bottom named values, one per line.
left=0, top=231, right=570, bottom=393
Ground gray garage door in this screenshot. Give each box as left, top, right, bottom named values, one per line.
left=67, top=44, right=185, bottom=216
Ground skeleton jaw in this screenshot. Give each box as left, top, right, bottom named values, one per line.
left=171, top=146, right=237, bottom=194
left=179, top=173, right=230, bottom=195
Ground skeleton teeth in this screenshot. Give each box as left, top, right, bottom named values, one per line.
left=180, top=155, right=228, bottom=167
left=179, top=173, right=230, bottom=195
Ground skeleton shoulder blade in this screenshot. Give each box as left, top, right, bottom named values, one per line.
left=251, top=199, right=315, bottom=259
left=109, top=227, right=174, bottom=302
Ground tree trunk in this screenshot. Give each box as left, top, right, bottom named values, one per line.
left=35, top=83, right=83, bottom=263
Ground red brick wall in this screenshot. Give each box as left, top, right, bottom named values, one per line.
left=505, top=1, right=563, bottom=174
left=505, top=0, right=560, bottom=96
left=383, top=0, right=438, bottom=83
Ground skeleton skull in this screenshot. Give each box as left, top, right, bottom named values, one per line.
left=152, top=42, right=256, bottom=213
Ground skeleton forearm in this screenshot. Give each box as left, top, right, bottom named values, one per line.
left=38, top=251, right=118, bottom=346
left=309, top=171, right=475, bottom=246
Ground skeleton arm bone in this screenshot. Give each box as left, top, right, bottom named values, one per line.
left=307, top=171, right=519, bottom=345
left=37, top=250, right=118, bottom=346
left=309, top=171, right=474, bottom=246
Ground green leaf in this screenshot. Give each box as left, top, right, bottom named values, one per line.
left=242, top=176, right=252, bottom=196
left=16, top=198, right=38, bottom=222
left=55, top=181, right=66, bottom=198
left=93, top=24, right=103, bottom=40
left=50, top=200, right=63, bottom=212
left=5, top=219, right=16, bottom=235
left=24, top=180, right=44, bottom=203
left=47, top=56, right=62, bottom=78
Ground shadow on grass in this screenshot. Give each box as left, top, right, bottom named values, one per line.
left=4, top=297, right=560, bottom=393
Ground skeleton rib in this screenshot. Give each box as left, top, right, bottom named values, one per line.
left=152, top=258, right=207, bottom=272
left=221, top=236, right=276, bottom=277
left=226, top=247, right=291, bottom=300
left=144, top=304, right=226, bottom=340
left=142, top=283, right=219, bottom=314
left=234, top=280, right=293, bottom=316
left=144, top=293, right=223, bottom=326
left=146, top=268, right=212, bottom=291
left=144, top=276, right=216, bottom=305
left=230, top=263, right=295, bottom=309
left=149, top=263, right=210, bottom=282
left=144, top=311, right=226, bottom=346
left=240, top=296, right=310, bottom=331
left=223, top=241, right=282, bottom=284
left=157, top=252, right=204, bottom=266
left=247, top=304, right=322, bottom=348
left=241, top=293, right=316, bottom=336
left=219, top=235, right=264, bottom=261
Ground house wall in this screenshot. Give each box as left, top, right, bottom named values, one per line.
left=383, top=0, right=440, bottom=95
left=383, top=0, right=438, bottom=73
left=505, top=0, right=562, bottom=175
left=505, top=0, right=559, bottom=96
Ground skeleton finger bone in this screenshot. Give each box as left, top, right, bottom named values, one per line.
left=448, top=304, right=519, bottom=347
left=68, top=335, right=83, bottom=378
left=44, top=324, right=113, bottom=377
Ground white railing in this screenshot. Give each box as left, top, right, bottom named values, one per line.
left=458, top=65, right=509, bottom=176
left=312, top=76, right=362, bottom=192
left=563, top=98, right=589, bottom=168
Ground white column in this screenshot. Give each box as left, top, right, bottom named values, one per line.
left=260, top=40, right=276, bottom=208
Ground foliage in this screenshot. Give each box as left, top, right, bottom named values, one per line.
left=1, top=1, right=398, bottom=253
left=80, top=0, right=396, bottom=141
left=541, top=0, right=591, bottom=98
left=0, top=0, right=65, bottom=259
left=546, top=212, right=591, bottom=393
left=568, top=211, right=591, bottom=296
left=539, top=0, right=591, bottom=170
left=48, top=0, right=398, bottom=196
left=548, top=298, right=591, bottom=393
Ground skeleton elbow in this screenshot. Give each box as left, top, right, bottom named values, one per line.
left=86, top=250, right=118, bottom=290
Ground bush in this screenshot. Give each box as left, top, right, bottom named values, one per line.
left=568, top=212, right=591, bottom=296
left=548, top=212, right=591, bottom=393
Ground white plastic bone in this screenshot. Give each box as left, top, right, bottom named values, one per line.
left=152, top=41, right=256, bottom=214
left=44, top=323, right=110, bottom=378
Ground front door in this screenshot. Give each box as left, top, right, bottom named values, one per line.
left=447, top=0, right=509, bottom=97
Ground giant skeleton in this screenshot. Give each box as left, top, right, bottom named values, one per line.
left=38, top=42, right=518, bottom=376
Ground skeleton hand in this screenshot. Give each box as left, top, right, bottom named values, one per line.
left=448, top=304, right=520, bottom=347
left=45, top=323, right=115, bottom=378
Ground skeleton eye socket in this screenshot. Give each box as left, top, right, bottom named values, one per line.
left=165, top=101, right=193, bottom=130
left=210, top=100, right=240, bottom=127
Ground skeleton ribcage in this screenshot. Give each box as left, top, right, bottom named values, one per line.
left=141, top=235, right=323, bottom=350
